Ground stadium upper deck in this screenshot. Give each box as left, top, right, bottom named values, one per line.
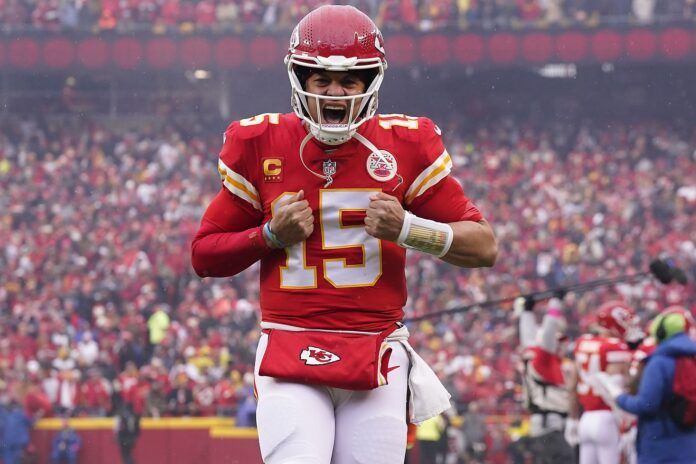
left=1, top=0, right=694, bottom=33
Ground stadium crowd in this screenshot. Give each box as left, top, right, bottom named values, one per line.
left=1, top=112, right=694, bottom=461
left=0, top=0, right=694, bottom=33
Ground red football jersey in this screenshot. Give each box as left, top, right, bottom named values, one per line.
left=573, top=334, right=632, bottom=411
left=218, top=112, right=482, bottom=331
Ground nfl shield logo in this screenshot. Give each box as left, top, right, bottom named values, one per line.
left=323, top=160, right=336, bottom=177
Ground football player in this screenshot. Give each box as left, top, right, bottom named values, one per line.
left=565, top=301, right=637, bottom=464
left=190, top=5, right=497, bottom=464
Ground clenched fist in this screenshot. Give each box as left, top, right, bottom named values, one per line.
left=268, top=190, right=314, bottom=248
left=364, top=192, right=405, bottom=241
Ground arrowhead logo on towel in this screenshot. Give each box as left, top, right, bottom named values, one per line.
left=300, top=347, right=341, bottom=366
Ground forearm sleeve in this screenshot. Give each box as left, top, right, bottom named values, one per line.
left=519, top=312, right=538, bottom=349
left=191, top=189, right=270, bottom=277
left=537, top=298, right=565, bottom=353
left=538, top=314, right=564, bottom=353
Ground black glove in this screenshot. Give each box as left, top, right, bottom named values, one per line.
left=553, top=288, right=568, bottom=300
left=524, top=296, right=535, bottom=312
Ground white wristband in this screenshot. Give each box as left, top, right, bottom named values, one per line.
left=397, top=212, right=454, bottom=258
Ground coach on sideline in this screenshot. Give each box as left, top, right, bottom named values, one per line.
left=594, top=309, right=696, bottom=463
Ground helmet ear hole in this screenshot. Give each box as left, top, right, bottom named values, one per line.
left=355, top=69, right=379, bottom=89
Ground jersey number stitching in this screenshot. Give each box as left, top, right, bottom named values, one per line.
left=575, top=351, right=601, bottom=396
left=378, top=114, right=419, bottom=130
left=271, top=189, right=382, bottom=289
left=239, top=113, right=280, bottom=126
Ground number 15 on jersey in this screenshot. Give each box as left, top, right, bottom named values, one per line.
left=271, top=189, right=383, bottom=289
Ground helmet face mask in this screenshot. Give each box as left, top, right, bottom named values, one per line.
left=285, top=5, right=387, bottom=145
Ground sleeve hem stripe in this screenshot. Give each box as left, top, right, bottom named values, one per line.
left=405, top=166, right=450, bottom=204
left=405, top=151, right=452, bottom=204
left=218, top=159, right=259, bottom=198
left=223, top=179, right=262, bottom=211
left=218, top=159, right=261, bottom=210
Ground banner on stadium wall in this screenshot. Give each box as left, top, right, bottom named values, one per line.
left=0, top=27, right=693, bottom=71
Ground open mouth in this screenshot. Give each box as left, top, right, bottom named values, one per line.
left=321, top=104, right=348, bottom=125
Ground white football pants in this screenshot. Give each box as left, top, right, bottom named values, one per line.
left=254, top=332, right=409, bottom=464
left=578, top=410, right=620, bottom=464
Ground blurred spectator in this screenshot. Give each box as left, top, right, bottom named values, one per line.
left=115, top=403, right=140, bottom=464
left=115, top=333, right=144, bottom=370
left=146, top=304, right=171, bottom=360
left=50, top=418, right=81, bottom=464
left=461, top=402, right=487, bottom=462
left=74, top=369, right=111, bottom=417
left=166, top=373, right=194, bottom=416
left=0, top=397, right=33, bottom=464
left=44, top=369, right=79, bottom=415
left=416, top=413, right=448, bottom=464
left=53, top=346, right=76, bottom=373
left=23, top=374, right=53, bottom=419
left=193, top=377, right=215, bottom=416
left=143, top=380, right=167, bottom=418
left=234, top=372, right=256, bottom=427
left=213, top=371, right=239, bottom=417
left=506, top=416, right=532, bottom=464
left=75, top=332, right=99, bottom=368
left=114, top=362, right=140, bottom=413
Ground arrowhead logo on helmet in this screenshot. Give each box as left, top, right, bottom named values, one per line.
left=289, top=26, right=300, bottom=51
left=595, top=300, right=638, bottom=339
left=300, top=346, right=341, bottom=366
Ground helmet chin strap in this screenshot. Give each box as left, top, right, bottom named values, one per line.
left=299, top=128, right=394, bottom=188
left=352, top=132, right=391, bottom=166
left=299, top=131, right=330, bottom=186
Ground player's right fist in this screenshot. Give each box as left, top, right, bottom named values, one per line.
left=268, top=190, right=314, bottom=247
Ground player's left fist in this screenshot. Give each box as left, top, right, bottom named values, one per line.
left=364, top=192, right=405, bottom=242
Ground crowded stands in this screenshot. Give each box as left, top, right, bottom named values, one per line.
left=1, top=0, right=694, bottom=33
left=1, top=110, right=694, bottom=458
